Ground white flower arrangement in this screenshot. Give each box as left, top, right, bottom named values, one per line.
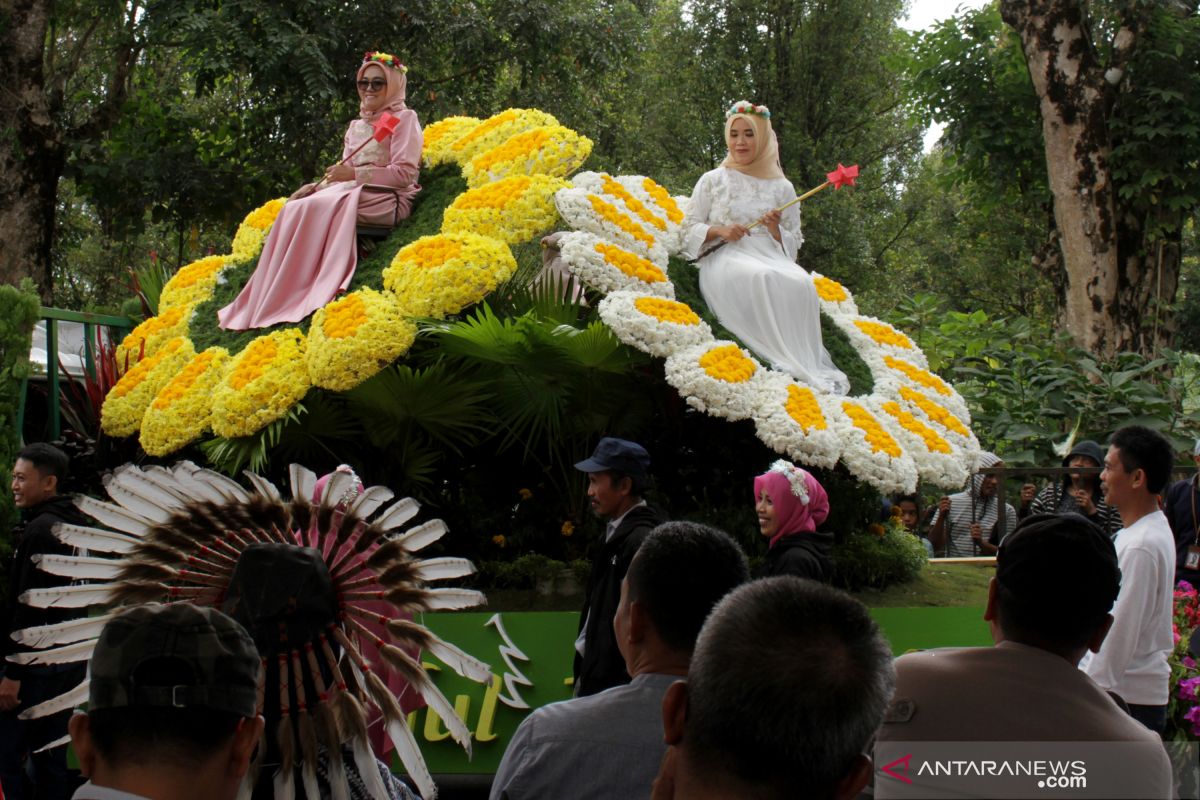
left=750, top=372, right=842, bottom=470
left=894, top=384, right=982, bottom=457
left=869, top=396, right=971, bottom=489
left=829, top=313, right=928, bottom=368
left=598, top=291, right=713, bottom=358
left=868, top=352, right=972, bottom=423
left=808, top=272, right=859, bottom=318
left=554, top=186, right=668, bottom=263
left=559, top=232, right=674, bottom=298
left=663, top=340, right=769, bottom=421
left=835, top=396, right=921, bottom=495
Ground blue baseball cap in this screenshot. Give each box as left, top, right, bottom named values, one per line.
left=574, top=437, right=650, bottom=476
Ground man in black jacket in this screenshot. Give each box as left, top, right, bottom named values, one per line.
left=572, top=437, right=665, bottom=697
left=1, top=443, right=89, bottom=800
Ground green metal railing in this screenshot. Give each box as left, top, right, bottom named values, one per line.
left=17, top=307, right=135, bottom=441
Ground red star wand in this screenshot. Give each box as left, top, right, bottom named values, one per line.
left=293, top=112, right=401, bottom=200
left=691, top=163, right=859, bottom=262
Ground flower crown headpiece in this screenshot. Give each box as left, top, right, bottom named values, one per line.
left=363, top=51, right=408, bottom=73
left=727, top=100, right=770, bottom=120
left=768, top=459, right=810, bottom=505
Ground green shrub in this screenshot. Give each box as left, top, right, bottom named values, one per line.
left=0, top=280, right=41, bottom=593
left=831, top=520, right=928, bottom=591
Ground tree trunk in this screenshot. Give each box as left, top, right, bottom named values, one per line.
left=0, top=0, right=59, bottom=300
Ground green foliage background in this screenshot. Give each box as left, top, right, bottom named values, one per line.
left=0, top=281, right=42, bottom=594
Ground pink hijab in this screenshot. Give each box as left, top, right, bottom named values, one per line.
left=721, top=101, right=785, bottom=181
left=753, top=461, right=830, bottom=548
left=357, top=52, right=408, bottom=123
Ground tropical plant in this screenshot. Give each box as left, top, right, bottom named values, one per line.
left=831, top=518, right=928, bottom=591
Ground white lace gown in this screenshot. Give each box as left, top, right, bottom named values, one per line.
left=682, top=167, right=850, bottom=394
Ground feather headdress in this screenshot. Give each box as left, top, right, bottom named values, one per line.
left=12, top=461, right=490, bottom=800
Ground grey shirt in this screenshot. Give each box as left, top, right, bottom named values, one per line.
left=489, top=672, right=678, bottom=800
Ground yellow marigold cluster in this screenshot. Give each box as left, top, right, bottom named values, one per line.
left=641, top=178, right=684, bottom=224
left=464, top=125, right=593, bottom=188
left=422, top=116, right=481, bottom=167
left=813, top=276, right=849, bottom=303
left=587, top=194, right=655, bottom=248
left=139, top=347, right=231, bottom=456
left=159, top=256, right=229, bottom=311
left=854, top=319, right=913, bottom=349
left=596, top=243, right=667, bottom=284
left=385, top=233, right=517, bottom=319
left=633, top=297, right=700, bottom=326
left=699, top=344, right=757, bottom=384
left=211, top=329, right=310, bottom=438
left=885, top=356, right=951, bottom=396
left=442, top=175, right=568, bottom=244
left=101, top=337, right=196, bottom=437
left=448, top=109, right=560, bottom=163
left=600, top=176, right=667, bottom=232
left=116, top=306, right=191, bottom=366
left=899, top=386, right=970, bottom=436
left=882, top=401, right=951, bottom=454
left=230, top=198, right=287, bottom=263
left=307, top=289, right=417, bottom=392
left=785, top=384, right=827, bottom=432
left=843, top=401, right=903, bottom=458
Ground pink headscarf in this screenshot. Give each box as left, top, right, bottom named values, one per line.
left=753, top=462, right=830, bottom=548
left=721, top=102, right=785, bottom=181
left=357, top=52, right=408, bottom=123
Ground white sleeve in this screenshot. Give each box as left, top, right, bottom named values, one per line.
left=777, top=180, right=802, bottom=262
left=681, top=172, right=714, bottom=260
left=1082, top=545, right=1158, bottom=691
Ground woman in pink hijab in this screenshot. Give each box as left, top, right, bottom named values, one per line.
left=220, top=52, right=423, bottom=331
left=681, top=100, right=848, bottom=395
left=753, top=459, right=833, bottom=582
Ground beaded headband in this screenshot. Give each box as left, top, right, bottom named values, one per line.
left=727, top=100, right=770, bottom=120
left=767, top=459, right=810, bottom=505
left=363, top=51, right=408, bottom=73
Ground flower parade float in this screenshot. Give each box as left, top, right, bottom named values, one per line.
left=101, top=106, right=981, bottom=496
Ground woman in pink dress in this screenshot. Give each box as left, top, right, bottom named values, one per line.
left=219, top=52, right=423, bottom=331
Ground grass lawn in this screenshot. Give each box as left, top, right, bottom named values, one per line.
left=851, top=562, right=994, bottom=608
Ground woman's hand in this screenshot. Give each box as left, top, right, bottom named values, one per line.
left=760, top=209, right=782, bottom=242
left=710, top=224, right=749, bottom=243
left=324, top=163, right=356, bottom=183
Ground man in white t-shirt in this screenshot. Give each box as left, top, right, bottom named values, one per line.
left=1081, top=424, right=1178, bottom=733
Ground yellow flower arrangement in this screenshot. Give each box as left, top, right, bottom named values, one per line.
left=463, top=125, right=593, bottom=188
left=853, top=319, right=914, bottom=350
left=899, top=386, right=970, bottom=437
left=842, top=401, right=903, bottom=458
left=384, top=233, right=517, bottom=319
left=422, top=115, right=481, bottom=167
left=600, top=176, right=667, bottom=232
left=785, top=384, right=827, bottom=432
left=881, top=401, right=952, bottom=454
left=699, top=344, right=757, bottom=384
left=211, top=329, right=310, bottom=439
left=448, top=109, right=560, bottom=163
left=306, top=288, right=417, bottom=391
left=595, top=242, right=668, bottom=285
left=101, top=337, right=196, bottom=437
left=230, top=198, right=287, bottom=263
left=116, top=305, right=191, bottom=366
left=884, top=356, right=952, bottom=396
left=587, top=194, right=656, bottom=249
left=813, top=276, right=849, bottom=303
left=641, top=178, right=684, bottom=224
left=159, top=256, right=229, bottom=311
left=441, top=175, right=568, bottom=244
left=633, top=297, right=701, bottom=326
left=139, top=347, right=231, bottom=456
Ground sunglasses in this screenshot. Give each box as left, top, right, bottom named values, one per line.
left=357, top=78, right=387, bottom=91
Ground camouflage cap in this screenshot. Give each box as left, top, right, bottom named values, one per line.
left=89, top=603, right=260, bottom=717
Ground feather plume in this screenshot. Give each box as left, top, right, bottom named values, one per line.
left=7, top=637, right=97, bottom=666
left=106, top=468, right=189, bottom=513
left=352, top=734, right=393, bottom=800
left=30, top=553, right=120, bottom=581
left=413, top=556, right=476, bottom=582
left=341, top=586, right=430, bottom=612
left=360, top=538, right=410, bottom=572
left=327, top=520, right=371, bottom=576
left=12, top=613, right=113, bottom=648
left=52, top=522, right=139, bottom=554
left=345, top=485, right=394, bottom=522
left=18, top=679, right=89, bottom=720
left=112, top=561, right=177, bottom=585
left=74, top=495, right=153, bottom=536
left=33, top=734, right=70, bottom=753
left=372, top=497, right=420, bottom=532
left=297, top=712, right=320, bottom=800
left=386, top=717, right=438, bottom=800
left=289, top=464, right=318, bottom=508
left=20, top=583, right=116, bottom=609
left=314, top=704, right=350, bottom=800
left=108, top=581, right=170, bottom=606
left=192, top=468, right=251, bottom=503
left=376, top=559, right=420, bottom=588
left=128, top=540, right=186, bottom=566
left=318, top=470, right=356, bottom=511
left=242, top=470, right=281, bottom=503
left=392, top=518, right=448, bottom=553
left=272, top=762, right=295, bottom=800
left=424, top=638, right=492, bottom=685
left=425, top=588, right=487, bottom=610
left=100, top=477, right=176, bottom=525
left=167, top=466, right=230, bottom=504
left=139, top=465, right=194, bottom=501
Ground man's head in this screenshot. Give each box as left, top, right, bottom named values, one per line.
left=895, top=495, right=920, bottom=532
left=987, top=513, right=1120, bottom=660
left=655, top=577, right=895, bottom=800
left=11, top=442, right=69, bottom=508
left=973, top=451, right=1003, bottom=499
left=575, top=437, right=651, bottom=519
left=1102, top=425, right=1175, bottom=510
left=1064, top=440, right=1104, bottom=486
left=613, top=521, right=749, bottom=674
left=70, top=603, right=264, bottom=798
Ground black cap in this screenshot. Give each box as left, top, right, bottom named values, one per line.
left=574, top=437, right=650, bottom=476
left=996, top=513, right=1120, bottom=614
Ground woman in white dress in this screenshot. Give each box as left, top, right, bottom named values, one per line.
left=681, top=101, right=849, bottom=395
